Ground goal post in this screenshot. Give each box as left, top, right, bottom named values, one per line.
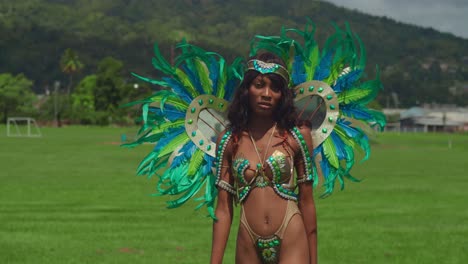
left=6, top=117, right=42, bottom=137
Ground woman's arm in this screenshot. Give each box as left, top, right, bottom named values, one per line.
left=210, top=186, right=234, bottom=264
left=295, top=126, right=318, bottom=264
left=210, top=132, right=234, bottom=264
left=298, top=179, right=317, bottom=264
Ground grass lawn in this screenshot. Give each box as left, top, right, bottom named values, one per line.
left=0, top=125, right=467, bottom=263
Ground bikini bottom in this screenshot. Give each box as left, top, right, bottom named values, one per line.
left=240, top=200, right=301, bottom=264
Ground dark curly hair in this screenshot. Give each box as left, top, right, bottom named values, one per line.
left=227, top=52, right=297, bottom=136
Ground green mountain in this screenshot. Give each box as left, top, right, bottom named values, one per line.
left=1, top=0, right=467, bottom=106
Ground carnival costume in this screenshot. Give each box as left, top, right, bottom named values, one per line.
left=124, top=22, right=386, bottom=263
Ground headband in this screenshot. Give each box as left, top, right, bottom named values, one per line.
left=246, top=59, right=290, bottom=84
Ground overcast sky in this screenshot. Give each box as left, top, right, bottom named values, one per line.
left=324, top=0, right=468, bottom=39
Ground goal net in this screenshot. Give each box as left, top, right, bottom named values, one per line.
left=6, top=117, right=42, bottom=137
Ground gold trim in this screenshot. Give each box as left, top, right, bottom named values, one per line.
left=185, top=95, right=229, bottom=157
left=293, top=80, right=339, bottom=148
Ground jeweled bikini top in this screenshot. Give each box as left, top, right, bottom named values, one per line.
left=232, top=149, right=296, bottom=202
left=214, top=127, right=314, bottom=202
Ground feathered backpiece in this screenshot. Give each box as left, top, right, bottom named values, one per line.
left=251, top=21, right=386, bottom=197
left=122, top=40, right=243, bottom=218
left=125, top=22, right=386, bottom=217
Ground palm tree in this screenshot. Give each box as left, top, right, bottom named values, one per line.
left=60, top=48, right=84, bottom=95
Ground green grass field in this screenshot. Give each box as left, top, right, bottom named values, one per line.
left=0, top=125, right=467, bottom=263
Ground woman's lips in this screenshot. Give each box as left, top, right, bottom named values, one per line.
left=258, top=102, right=272, bottom=109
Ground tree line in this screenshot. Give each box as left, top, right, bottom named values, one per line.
left=1, top=0, right=467, bottom=125
left=0, top=50, right=151, bottom=125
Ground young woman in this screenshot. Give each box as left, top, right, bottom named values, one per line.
left=210, top=52, right=318, bottom=264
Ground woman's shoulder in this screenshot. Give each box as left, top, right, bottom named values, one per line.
left=216, top=129, right=234, bottom=145
left=286, top=125, right=313, bottom=152
left=286, top=124, right=312, bottom=138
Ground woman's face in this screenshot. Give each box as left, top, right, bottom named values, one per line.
left=248, top=74, right=282, bottom=117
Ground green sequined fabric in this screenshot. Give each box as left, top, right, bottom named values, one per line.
left=256, top=235, right=281, bottom=264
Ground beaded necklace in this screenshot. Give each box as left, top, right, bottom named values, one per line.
left=248, top=123, right=276, bottom=188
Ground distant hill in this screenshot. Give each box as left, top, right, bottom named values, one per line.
left=1, top=0, right=467, bottom=106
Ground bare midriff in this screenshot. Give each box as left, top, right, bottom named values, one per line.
left=242, top=187, right=288, bottom=236
left=234, top=132, right=296, bottom=236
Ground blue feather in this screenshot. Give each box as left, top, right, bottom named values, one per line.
left=337, top=118, right=361, bottom=138
left=313, top=145, right=322, bottom=159
left=330, top=131, right=346, bottom=160
left=200, top=161, right=212, bottom=176
left=208, top=57, right=220, bottom=96
left=292, top=55, right=306, bottom=85
left=162, top=77, right=193, bottom=103
left=171, top=141, right=197, bottom=167
left=319, top=149, right=331, bottom=182
left=313, top=51, right=332, bottom=80
left=181, top=64, right=205, bottom=95
left=202, top=154, right=215, bottom=174
left=153, top=127, right=185, bottom=152
left=224, top=79, right=236, bottom=101
left=149, top=106, right=185, bottom=121
left=341, top=105, right=373, bottom=121
left=333, top=69, right=362, bottom=93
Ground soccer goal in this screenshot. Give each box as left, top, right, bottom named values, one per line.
left=6, top=117, right=42, bottom=137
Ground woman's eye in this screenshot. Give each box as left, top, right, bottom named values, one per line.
left=254, top=82, right=263, bottom=88
left=270, top=86, right=280, bottom=92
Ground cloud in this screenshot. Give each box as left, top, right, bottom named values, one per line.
left=324, top=0, right=468, bottom=38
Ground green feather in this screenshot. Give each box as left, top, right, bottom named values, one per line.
left=157, top=165, right=207, bottom=209
left=187, top=149, right=205, bottom=177
left=305, top=45, right=319, bottom=80
left=229, top=57, right=244, bottom=82
left=324, top=59, right=344, bottom=85
left=337, top=174, right=345, bottom=190
left=335, top=123, right=369, bottom=161
left=131, top=72, right=170, bottom=88
left=147, top=156, right=170, bottom=178
left=354, top=128, right=371, bottom=161
left=151, top=119, right=185, bottom=135
left=152, top=157, right=169, bottom=176
left=343, top=144, right=355, bottom=174
left=340, top=68, right=382, bottom=105
left=175, top=68, right=199, bottom=98
left=322, top=136, right=339, bottom=169
left=136, top=151, right=158, bottom=175
left=354, top=30, right=367, bottom=71
left=157, top=163, right=190, bottom=194
left=312, top=163, right=319, bottom=188
left=334, top=126, right=356, bottom=149
left=216, top=60, right=227, bottom=99
left=150, top=94, right=189, bottom=111
left=194, top=58, right=213, bottom=95
left=136, top=124, right=152, bottom=137
left=167, top=176, right=205, bottom=209
left=158, top=133, right=190, bottom=158
left=338, top=87, right=375, bottom=104
left=131, top=133, right=166, bottom=147
left=366, top=109, right=387, bottom=130
left=344, top=173, right=361, bottom=182
left=322, top=24, right=343, bottom=55
left=152, top=43, right=175, bottom=75
left=142, top=103, right=149, bottom=124
left=320, top=168, right=338, bottom=198
left=201, top=174, right=217, bottom=219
